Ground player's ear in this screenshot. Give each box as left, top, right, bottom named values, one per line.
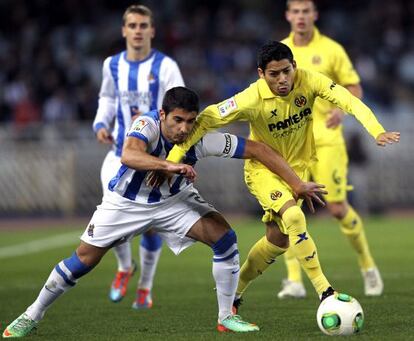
left=257, top=67, right=265, bottom=79
left=151, top=27, right=155, bottom=39
left=122, top=25, right=127, bottom=38
left=292, top=60, right=297, bottom=70
left=159, top=109, right=166, bottom=121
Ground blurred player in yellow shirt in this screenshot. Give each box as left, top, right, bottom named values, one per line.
left=278, top=0, right=384, bottom=299
left=166, top=41, right=399, bottom=308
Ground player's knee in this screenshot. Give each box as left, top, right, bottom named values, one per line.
left=141, top=232, right=163, bottom=251
left=63, top=252, right=94, bottom=280
left=282, top=206, right=306, bottom=235
left=327, top=202, right=347, bottom=219
left=266, top=224, right=289, bottom=249
left=211, top=229, right=239, bottom=260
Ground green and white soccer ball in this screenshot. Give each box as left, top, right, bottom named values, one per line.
left=317, top=293, right=364, bottom=336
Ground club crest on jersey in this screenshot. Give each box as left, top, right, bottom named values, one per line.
left=133, top=119, right=149, bottom=132
left=312, top=55, right=322, bottom=65
left=87, top=224, right=95, bottom=237
left=270, top=191, right=283, bottom=200
left=218, top=97, right=237, bottom=117
left=147, top=73, right=156, bottom=84
left=294, top=95, right=307, bottom=107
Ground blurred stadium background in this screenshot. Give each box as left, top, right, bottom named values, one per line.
left=1, top=1, right=414, bottom=339
left=1, top=0, right=414, bottom=217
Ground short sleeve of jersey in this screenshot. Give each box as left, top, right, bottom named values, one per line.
left=195, top=132, right=246, bottom=159
left=127, top=116, right=158, bottom=145
left=332, top=43, right=360, bottom=86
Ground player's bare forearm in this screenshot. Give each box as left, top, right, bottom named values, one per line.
left=121, top=137, right=196, bottom=181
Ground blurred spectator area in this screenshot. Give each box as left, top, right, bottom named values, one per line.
left=1, top=0, right=414, bottom=216
left=1, top=0, right=414, bottom=122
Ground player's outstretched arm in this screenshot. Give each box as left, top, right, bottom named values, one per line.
left=121, top=136, right=196, bottom=182
left=242, top=140, right=327, bottom=212
left=376, top=131, right=400, bottom=147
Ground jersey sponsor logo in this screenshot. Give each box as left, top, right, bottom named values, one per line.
left=330, top=82, right=337, bottom=90
left=218, top=97, right=237, bottom=117
left=87, top=223, right=95, bottom=237
left=270, top=191, right=282, bottom=200
left=133, top=119, right=149, bottom=132
left=223, top=134, right=232, bottom=154
left=268, top=107, right=312, bottom=132
left=294, top=95, right=307, bottom=107
left=312, top=55, right=322, bottom=65
left=118, top=90, right=152, bottom=107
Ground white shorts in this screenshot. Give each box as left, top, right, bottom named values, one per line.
left=81, top=189, right=217, bottom=255
left=100, top=150, right=121, bottom=195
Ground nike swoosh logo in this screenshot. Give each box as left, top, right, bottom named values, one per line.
left=44, top=286, right=55, bottom=294
left=231, top=269, right=240, bottom=275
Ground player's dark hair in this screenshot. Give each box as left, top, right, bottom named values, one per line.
left=257, top=41, right=294, bottom=70
left=286, top=0, right=317, bottom=10
left=123, top=4, right=154, bottom=26
left=162, top=87, right=199, bottom=115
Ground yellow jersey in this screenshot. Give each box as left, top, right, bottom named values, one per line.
left=282, top=28, right=360, bottom=146
left=167, top=68, right=384, bottom=172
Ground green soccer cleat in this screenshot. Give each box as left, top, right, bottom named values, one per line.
left=217, top=314, right=260, bottom=333
left=2, top=313, right=37, bottom=338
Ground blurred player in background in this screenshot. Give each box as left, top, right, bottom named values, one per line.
left=93, top=4, right=184, bottom=308
left=3, top=86, right=330, bottom=337
left=277, top=0, right=383, bottom=299
left=166, top=42, right=400, bottom=313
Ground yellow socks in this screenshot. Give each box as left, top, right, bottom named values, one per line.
left=237, top=236, right=287, bottom=297
left=340, top=206, right=375, bottom=271
left=283, top=247, right=302, bottom=282
left=282, top=206, right=331, bottom=295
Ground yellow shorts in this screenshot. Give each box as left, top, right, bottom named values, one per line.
left=310, top=144, right=352, bottom=203
left=244, top=164, right=307, bottom=234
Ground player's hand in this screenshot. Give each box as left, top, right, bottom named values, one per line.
left=96, top=127, right=114, bottom=144
left=293, top=181, right=327, bottom=214
left=166, top=163, right=197, bottom=183
left=146, top=170, right=172, bottom=188
left=326, top=108, right=344, bottom=129
left=376, top=131, right=400, bottom=147
left=131, top=108, right=143, bottom=122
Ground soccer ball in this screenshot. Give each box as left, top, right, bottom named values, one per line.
left=317, top=293, right=364, bottom=336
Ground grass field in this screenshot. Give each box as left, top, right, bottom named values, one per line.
left=1, top=216, right=414, bottom=340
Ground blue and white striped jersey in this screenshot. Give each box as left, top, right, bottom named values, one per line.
left=93, top=49, right=184, bottom=156
left=109, top=110, right=246, bottom=204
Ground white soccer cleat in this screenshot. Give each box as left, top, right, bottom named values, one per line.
left=362, top=267, right=384, bottom=296
left=277, top=279, right=306, bottom=299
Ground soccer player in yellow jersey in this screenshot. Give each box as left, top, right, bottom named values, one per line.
left=277, top=0, right=384, bottom=299
left=166, top=41, right=400, bottom=307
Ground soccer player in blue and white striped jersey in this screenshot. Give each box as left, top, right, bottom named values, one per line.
left=3, top=86, right=326, bottom=337
left=92, top=4, right=184, bottom=307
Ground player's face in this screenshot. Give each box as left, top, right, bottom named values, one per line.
left=258, top=59, right=296, bottom=97
left=286, top=1, right=318, bottom=35
left=122, top=13, right=155, bottom=51
left=160, top=108, right=198, bottom=144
